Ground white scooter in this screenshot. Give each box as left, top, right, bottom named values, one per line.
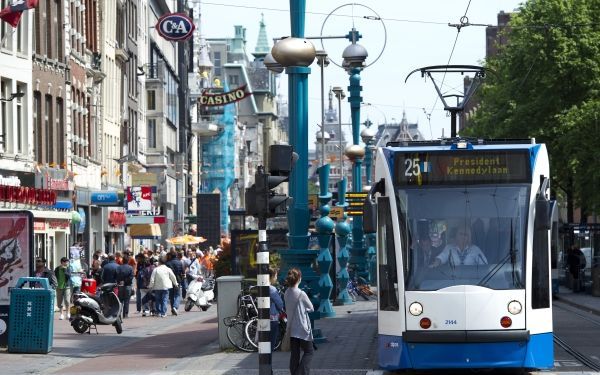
left=184, top=275, right=215, bottom=312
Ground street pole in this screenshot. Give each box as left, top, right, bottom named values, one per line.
left=331, top=87, right=345, bottom=183
left=316, top=51, right=328, bottom=166
left=255, top=166, right=272, bottom=375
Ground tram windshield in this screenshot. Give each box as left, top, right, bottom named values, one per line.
left=397, top=185, right=529, bottom=291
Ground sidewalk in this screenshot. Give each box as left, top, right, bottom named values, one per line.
left=173, top=299, right=378, bottom=375
left=554, top=285, right=600, bottom=316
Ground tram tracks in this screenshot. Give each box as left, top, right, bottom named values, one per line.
left=553, top=301, right=600, bottom=372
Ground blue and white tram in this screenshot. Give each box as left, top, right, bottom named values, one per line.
left=365, top=138, right=554, bottom=371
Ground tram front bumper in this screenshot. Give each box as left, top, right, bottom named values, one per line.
left=378, top=332, right=553, bottom=370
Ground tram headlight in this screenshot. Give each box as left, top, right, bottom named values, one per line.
left=409, top=302, right=423, bottom=316
left=507, top=300, right=522, bottom=315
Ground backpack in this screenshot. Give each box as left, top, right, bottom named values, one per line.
left=141, top=265, right=154, bottom=289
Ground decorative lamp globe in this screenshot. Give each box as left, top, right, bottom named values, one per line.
left=271, top=37, right=316, bottom=67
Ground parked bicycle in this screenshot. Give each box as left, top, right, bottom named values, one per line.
left=223, top=285, right=259, bottom=352
left=245, top=285, right=287, bottom=351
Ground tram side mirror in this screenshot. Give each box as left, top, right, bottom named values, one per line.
left=535, top=196, right=551, bottom=230
left=363, top=178, right=385, bottom=234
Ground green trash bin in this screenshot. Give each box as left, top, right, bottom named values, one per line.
left=8, top=277, right=55, bottom=354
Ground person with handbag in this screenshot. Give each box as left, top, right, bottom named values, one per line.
left=283, top=268, right=314, bottom=375
left=269, top=267, right=285, bottom=351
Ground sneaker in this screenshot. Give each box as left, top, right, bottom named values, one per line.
left=171, top=308, right=178, bottom=316
left=59, top=313, right=64, bottom=320
left=160, top=314, right=166, bottom=318
left=142, top=310, right=149, bottom=317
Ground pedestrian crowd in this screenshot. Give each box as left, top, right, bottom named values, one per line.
left=33, top=244, right=221, bottom=320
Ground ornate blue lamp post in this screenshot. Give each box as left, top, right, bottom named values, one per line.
left=361, top=126, right=377, bottom=284
left=316, top=164, right=335, bottom=318
left=342, top=31, right=369, bottom=280
left=266, top=0, right=326, bottom=341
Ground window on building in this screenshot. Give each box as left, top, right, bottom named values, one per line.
left=16, top=10, right=26, bottom=54
left=45, top=94, right=52, bottom=163
left=213, top=51, right=221, bottom=77
left=147, top=90, right=155, bottom=110
left=15, top=83, right=25, bottom=154
left=55, top=0, right=62, bottom=60
left=229, top=75, right=239, bottom=86
left=0, top=0, right=13, bottom=50
left=0, top=79, right=9, bottom=151
left=33, top=91, right=41, bottom=161
left=147, top=119, right=156, bottom=148
left=46, top=0, right=52, bottom=58
left=56, top=98, right=64, bottom=163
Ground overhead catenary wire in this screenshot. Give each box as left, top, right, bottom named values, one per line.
left=200, top=1, right=598, bottom=31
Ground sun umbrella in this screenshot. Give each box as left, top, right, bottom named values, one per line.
left=166, top=234, right=207, bottom=245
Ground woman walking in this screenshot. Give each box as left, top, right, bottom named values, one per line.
left=284, top=268, right=314, bottom=375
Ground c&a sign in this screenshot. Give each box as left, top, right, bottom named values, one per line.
left=156, top=13, right=195, bottom=42
left=0, top=185, right=57, bottom=206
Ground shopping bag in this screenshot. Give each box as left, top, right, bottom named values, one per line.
left=280, top=327, right=291, bottom=352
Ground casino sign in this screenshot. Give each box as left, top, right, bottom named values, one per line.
left=200, top=85, right=252, bottom=106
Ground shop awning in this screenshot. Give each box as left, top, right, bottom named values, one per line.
left=29, top=210, right=72, bottom=220
left=128, top=224, right=162, bottom=239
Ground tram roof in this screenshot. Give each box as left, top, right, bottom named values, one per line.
left=385, top=138, right=539, bottom=152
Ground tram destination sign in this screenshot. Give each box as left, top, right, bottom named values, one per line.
left=394, top=150, right=531, bottom=186
left=345, top=192, right=368, bottom=216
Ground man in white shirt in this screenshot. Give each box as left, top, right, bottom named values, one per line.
left=430, top=224, right=488, bottom=267
left=148, top=258, right=179, bottom=317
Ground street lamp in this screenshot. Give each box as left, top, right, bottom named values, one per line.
left=0, top=92, right=24, bottom=102
left=315, top=130, right=330, bottom=163
left=331, top=86, right=345, bottom=182
left=316, top=50, right=330, bottom=166
left=360, top=126, right=376, bottom=186
left=361, top=124, right=377, bottom=285
left=342, top=28, right=370, bottom=281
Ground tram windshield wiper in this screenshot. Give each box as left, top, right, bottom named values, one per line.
left=478, top=220, right=519, bottom=288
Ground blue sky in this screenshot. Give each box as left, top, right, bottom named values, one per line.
left=199, top=0, right=524, bottom=145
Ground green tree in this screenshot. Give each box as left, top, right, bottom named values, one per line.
left=464, top=0, right=600, bottom=221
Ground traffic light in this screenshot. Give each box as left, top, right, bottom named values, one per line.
left=245, top=145, right=296, bottom=219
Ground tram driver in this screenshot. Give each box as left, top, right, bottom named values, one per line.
left=429, top=223, right=488, bottom=267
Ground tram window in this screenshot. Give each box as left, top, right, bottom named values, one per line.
left=532, top=223, right=550, bottom=309
left=378, top=196, right=399, bottom=311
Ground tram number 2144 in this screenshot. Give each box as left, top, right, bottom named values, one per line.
left=404, top=158, right=421, bottom=177
left=445, top=320, right=458, bottom=325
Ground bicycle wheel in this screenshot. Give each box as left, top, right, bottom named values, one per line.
left=227, top=320, right=256, bottom=352
left=245, top=317, right=258, bottom=349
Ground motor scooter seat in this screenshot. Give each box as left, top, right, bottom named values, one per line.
left=99, top=283, right=117, bottom=292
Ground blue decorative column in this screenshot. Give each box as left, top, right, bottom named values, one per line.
left=362, top=138, right=377, bottom=285
left=316, top=164, right=335, bottom=318
left=347, top=66, right=368, bottom=280
left=275, top=0, right=323, bottom=340
left=335, top=178, right=353, bottom=305
left=277, top=0, right=314, bottom=288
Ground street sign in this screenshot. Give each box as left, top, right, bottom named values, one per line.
left=90, top=191, right=121, bottom=206
left=126, top=216, right=166, bottom=225
left=156, top=13, right=195, bottom=42
left=346, top=192, right=368, bottom=216
left=329, top=206, right=345, bottom=220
